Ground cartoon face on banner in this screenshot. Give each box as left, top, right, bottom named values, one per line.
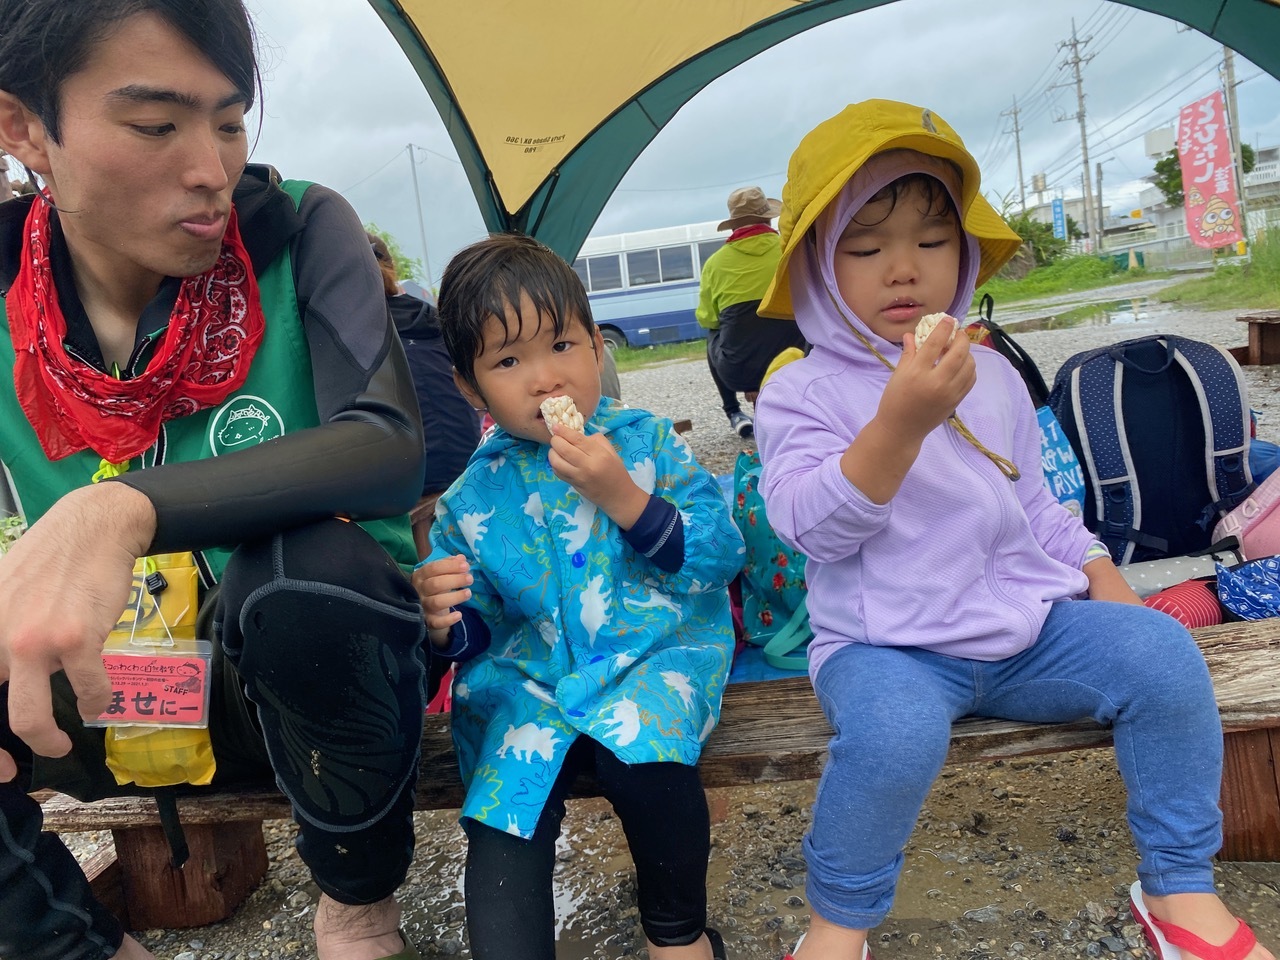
left=1177, top=90, right=1244, bottom=250
left=1197, top=195, right=1238, bottom=241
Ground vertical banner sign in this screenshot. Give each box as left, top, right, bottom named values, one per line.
left=1177, top=91, right=1244, bottom=249
left=1051, top=198, right=1067, bottom=239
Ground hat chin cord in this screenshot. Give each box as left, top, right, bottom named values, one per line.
left=822, top=285, right=1020, bottom=482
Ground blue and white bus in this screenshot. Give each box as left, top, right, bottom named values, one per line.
left=571, top=220, right=725, bottom=350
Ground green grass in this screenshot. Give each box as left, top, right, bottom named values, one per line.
left=612, top=340, right=707, bottom=372
left=1157, top=234, right=1280, bottom=310
left=977, top=254, right=1158, bottom=305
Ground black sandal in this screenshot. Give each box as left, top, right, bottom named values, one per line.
left=706, top=926, right=728, bottom=960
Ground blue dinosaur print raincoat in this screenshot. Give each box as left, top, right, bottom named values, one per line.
left=429, top=397, right=744, bottom=838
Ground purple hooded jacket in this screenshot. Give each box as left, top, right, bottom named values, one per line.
left=755, top=152, right=1096, bottom=674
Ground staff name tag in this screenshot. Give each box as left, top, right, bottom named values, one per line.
left=86, top=637, right=213, bottom=728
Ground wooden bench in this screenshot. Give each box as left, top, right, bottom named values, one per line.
left=39, top=617, right=1280, bottom=930
left=1235, top=310, right=1280, bottom=366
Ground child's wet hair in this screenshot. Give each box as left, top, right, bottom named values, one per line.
left=438, top=233, right=597, bottom=390
left=851, top=171, right=960, bottom=228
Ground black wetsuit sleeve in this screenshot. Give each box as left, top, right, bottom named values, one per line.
left=115, top=185, right=425, bottom=554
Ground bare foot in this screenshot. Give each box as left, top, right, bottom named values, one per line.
left=112, top=935, right=158, bottom=960
left=649, top=931, right=714, bottom=959
left=1143, top=891, right=1275, bottom=960
left=314, top=893, right=407, bottom=960
left=792, top=912, right=869, bottom=960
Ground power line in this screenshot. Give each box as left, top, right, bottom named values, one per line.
left=615, top=173, right=785, bottom=194
left=338, top=148, right=404, bottom=194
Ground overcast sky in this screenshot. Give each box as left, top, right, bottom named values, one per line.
left=191, top=2, right=1280, bottom=283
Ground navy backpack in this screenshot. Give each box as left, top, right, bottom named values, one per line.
left=1047, top=334, right=1255, bottom=565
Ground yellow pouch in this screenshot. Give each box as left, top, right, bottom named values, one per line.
left=104, top=725, right=215, bottom=787
left=101, top=552, right=217, bottom=787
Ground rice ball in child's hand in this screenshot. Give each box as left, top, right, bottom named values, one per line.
left=540, top=395, right=584, bottom=435
left=914, top=312, right=957, bottom=345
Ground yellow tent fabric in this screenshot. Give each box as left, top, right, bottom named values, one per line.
left=369, top=0, right=1280, bottom=260
left=392, top=0, right=794, bottom=214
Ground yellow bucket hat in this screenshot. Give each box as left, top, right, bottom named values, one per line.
left=759, top=99, right=1023, bottom=320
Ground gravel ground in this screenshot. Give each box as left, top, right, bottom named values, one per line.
left=78, top=276, right=1280, bottom=960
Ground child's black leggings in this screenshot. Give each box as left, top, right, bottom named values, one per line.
left=462, top=734, right=710, bottom=959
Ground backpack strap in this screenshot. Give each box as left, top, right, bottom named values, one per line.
left=1071, top=349, right=1166, bottom=564
left=762, top=598, right=812, bottom=671
left=1164, top=337, right=1255, bottom=526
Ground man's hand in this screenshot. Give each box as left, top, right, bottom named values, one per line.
left=878, top=318, right=977, bottom=444
left=412, top=554, right=472, bottom=649
left=547, top=427, right=649, bottom=530
left=0, top=482, right=155, bottom=781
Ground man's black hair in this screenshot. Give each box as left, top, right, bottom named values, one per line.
left=438, top=233, right=597, bottom=391
left=0, top=0, right=260, bottom=143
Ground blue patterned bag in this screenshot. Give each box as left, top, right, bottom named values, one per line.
left=732, top=449, right=811, bottom=667
left=1216, top=556, right=1280, bottom=620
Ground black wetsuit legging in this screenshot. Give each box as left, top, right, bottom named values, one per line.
left=0, top=519, right=428, bottom=960
left=706, top=327, right=743, bottom=417
left=463, top=734, right=711, bottom=959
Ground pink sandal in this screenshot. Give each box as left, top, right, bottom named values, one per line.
left=1129, top=880, right=1258, bottom=960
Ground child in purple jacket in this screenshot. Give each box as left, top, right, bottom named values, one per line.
left=754, top=99, right=1271, bottom=960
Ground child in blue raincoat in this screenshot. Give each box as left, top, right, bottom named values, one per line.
left=414, top=233, right=743, bottom=960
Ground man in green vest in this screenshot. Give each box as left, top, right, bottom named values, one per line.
left=696, top=186, right=807, bottom=439
left=0, top=3, right=429, bottom=959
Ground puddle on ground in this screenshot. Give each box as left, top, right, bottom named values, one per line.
left=1005, top=298, right=1156, bottom=333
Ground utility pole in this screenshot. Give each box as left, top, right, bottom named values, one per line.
left=1054, top=19, right=1095, bottom=250
left=1095, top=162, right=1105, bottom=254
left=406, top=144, right=434, bottom=290
left=1002, top=96, right=1027, bottom=214
left=1222, top=46, right=1250, bottom=239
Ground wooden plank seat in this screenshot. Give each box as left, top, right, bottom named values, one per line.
left=39, top=617, right=1280, bottom=929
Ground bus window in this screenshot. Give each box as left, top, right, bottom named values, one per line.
left=659, top=245, right=694, bottom=282
left=587, top=254, right=622, bottom=291
left=626, top=249, right=661, bottom=286
left=572, top=258, right=589, bottom=290
left=697, top=239, right=724, bottom=271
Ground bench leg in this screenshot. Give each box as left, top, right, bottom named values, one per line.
left=82, top=845, right=131, bottom=932
left=111, top=820, right=268, bottom=929
left=1218, top=728, right=1280, bottom=861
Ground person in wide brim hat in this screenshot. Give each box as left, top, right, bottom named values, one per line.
left=718, top=185, right=783, bottom=231
left=759, top=98, right=1022, bottom=320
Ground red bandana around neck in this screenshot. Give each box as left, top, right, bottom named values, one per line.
left=6, top=194, right=266, bottom=462
left=727, top=223, right=777, bottom=243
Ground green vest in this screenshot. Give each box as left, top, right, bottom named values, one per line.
left=0, top=180, right=415, bottom=578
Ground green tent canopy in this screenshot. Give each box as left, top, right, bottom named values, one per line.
left=368, top=0, right=1280, bottom=260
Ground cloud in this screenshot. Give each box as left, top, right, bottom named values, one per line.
left=244, top=0, right=1280, bottom=274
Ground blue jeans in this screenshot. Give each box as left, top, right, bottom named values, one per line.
left=805, top=600, right=1223, bottom=931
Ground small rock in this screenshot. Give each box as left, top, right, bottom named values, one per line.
left=963, top=905, right=1002, bottom=923
left=1084, top=901, right=1115, bottom=925
left=1101, top=936, right=1128, bottom=953
left=769, top=872, right=794, bottom=890
left=174, top=953, right=196, bottom=960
